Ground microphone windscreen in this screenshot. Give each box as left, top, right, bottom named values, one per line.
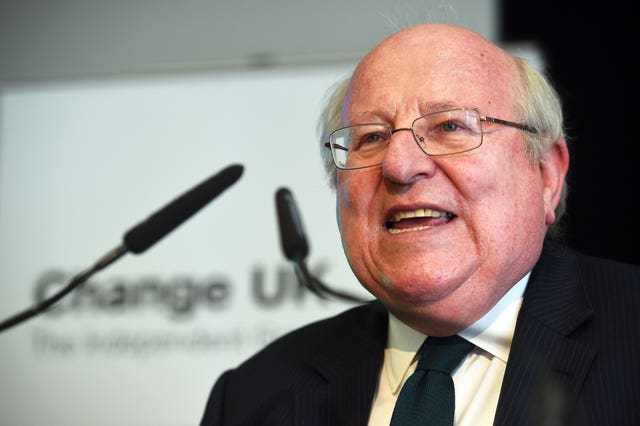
left=275, top=187, right=309, bottom=262
left=124, top=164, right=244, bottom=254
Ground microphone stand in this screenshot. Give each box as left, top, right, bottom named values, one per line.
left=0, top=245, right=127, bottom=333
left=276, top=187, right=369, bottom=304
left=293, top=260, right=368, bottom=303
left=0, top=164, right=243, bottom=334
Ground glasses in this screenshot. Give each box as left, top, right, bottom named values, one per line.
left=324, top=108, right=538, bottom=170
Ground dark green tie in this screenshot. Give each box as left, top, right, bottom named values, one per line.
left=390, top=335, right=474, bottom=426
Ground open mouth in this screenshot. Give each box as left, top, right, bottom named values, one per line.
left=385, top=208, right=455, bottom=234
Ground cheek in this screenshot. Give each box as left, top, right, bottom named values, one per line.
left=452, top=154, right=544, bottom=238
left=336, top=171, right=378, bottom=223
left=336, top=174, right=363, bottom=245
left=336, top=174, right=355, bottom=227
left=336, top=172, right=379, bottom=265
left=483, top=163, right=546, bottom=247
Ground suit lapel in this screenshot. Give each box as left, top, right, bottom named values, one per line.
left=292, top=301, right=388, bottom=425
left=494, top=244, right=597, bottom=425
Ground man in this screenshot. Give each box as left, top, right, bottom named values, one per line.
left=201, top=24, right=640, bottom=425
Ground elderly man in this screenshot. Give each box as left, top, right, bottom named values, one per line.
left=201, top=24, right=640, bottom=425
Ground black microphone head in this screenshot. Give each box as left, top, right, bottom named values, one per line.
left=275, top=187, right=309, bottom=262
left=124, top=163, right=244, bottom=254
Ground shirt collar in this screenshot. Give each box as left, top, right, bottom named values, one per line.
left=385, top=314, right=425, bottom=395
left=383, top=273, right=529, bottom=394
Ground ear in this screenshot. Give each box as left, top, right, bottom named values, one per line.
left=540, top=139, right=569, bottom=225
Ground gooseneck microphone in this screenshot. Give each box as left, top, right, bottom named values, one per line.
left=275, top=187, right=368, bottom=303
left=123, top=164, right=243, bottom=253
left=0, top=163, right=244, bottom=333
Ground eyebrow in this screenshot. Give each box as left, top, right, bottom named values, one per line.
left=348, top=100, right=463, bottom=124
left=349, top=110, right=388, bottom=124
left=423, top=100, right=461, bottom=112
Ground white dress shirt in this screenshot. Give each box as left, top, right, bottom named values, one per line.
left=368, top=274, right=529, bottom=426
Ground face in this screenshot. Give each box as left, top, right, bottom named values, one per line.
left=337, top=25, right=568, bottom=335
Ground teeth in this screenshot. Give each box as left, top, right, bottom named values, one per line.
left=386, top=208, right=454, bottom=233
left=389, top=225, right=431, bottom=234
left=393, top=208, right=449, bottom=222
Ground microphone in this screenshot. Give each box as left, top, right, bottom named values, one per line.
left=275, top=187, right=309, bottom=263
left=124, top=164, right=244, bottom=253
left=0, top=163, right=244, bottom=333
left=275, top=187, right=368, bottom=303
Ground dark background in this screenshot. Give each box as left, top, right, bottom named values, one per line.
left=499, top=1, right=637, bottom=265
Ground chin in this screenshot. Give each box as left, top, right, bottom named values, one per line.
left=375, top=276, right=462, bottom=305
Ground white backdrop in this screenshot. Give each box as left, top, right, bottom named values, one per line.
left=0, top=64, right=373, bottom=426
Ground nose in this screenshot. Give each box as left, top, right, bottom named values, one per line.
left=382, top=127, right=436, bottom=184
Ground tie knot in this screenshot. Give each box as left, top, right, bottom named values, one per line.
left=416, top=335, right=474, bottom=375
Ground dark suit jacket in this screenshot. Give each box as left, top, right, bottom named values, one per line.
left=201, top=244, right=640, bottom=425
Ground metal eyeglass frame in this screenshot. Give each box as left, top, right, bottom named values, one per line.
left=324, top=108, right=538, bottom=170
